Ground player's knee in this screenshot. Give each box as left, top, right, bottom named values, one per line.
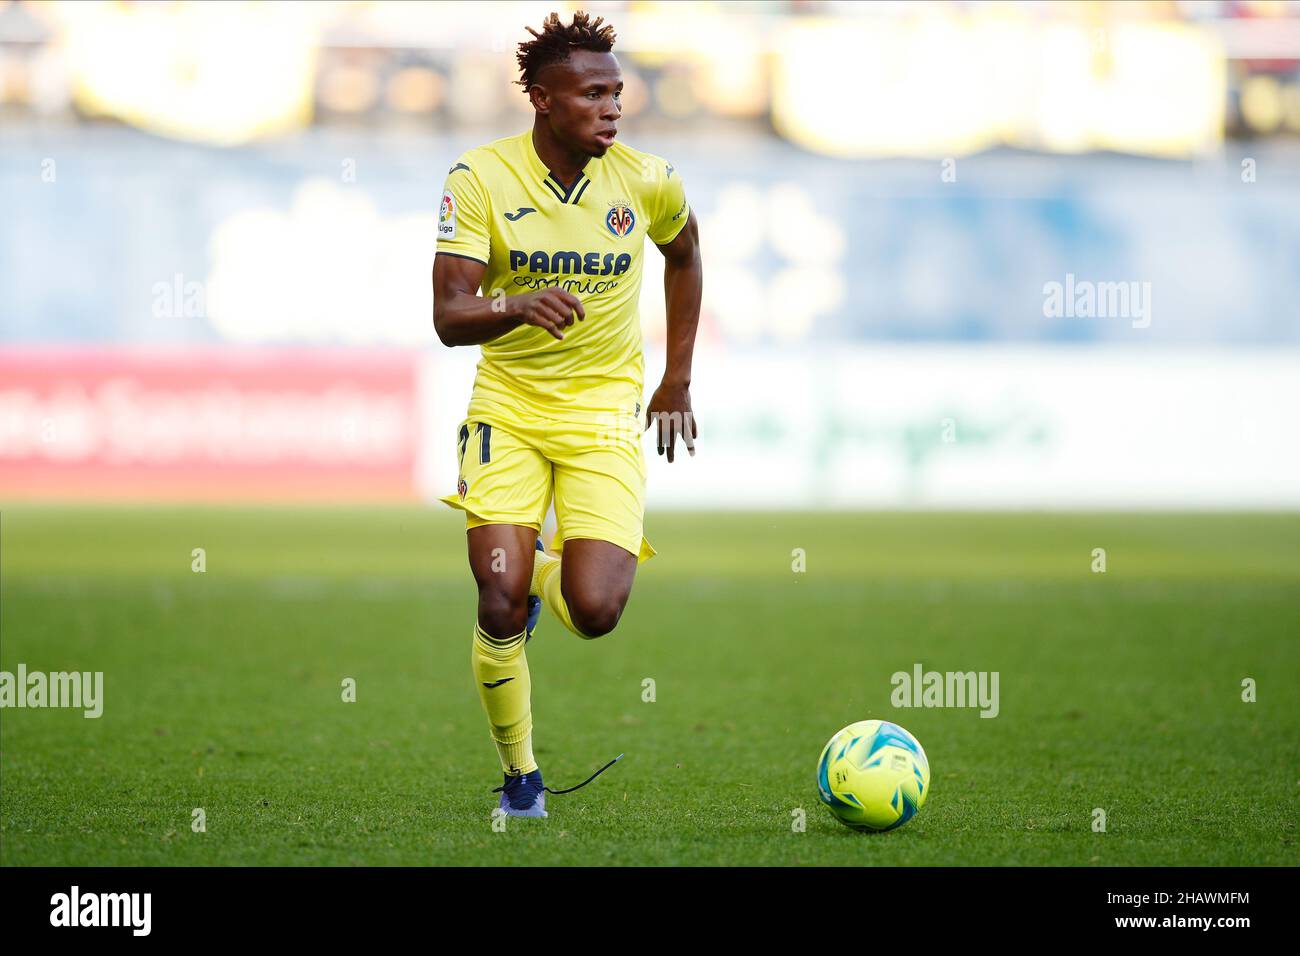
left=477, top=585, right=529, bottom=637
left=567, top=592, right=624, bottom=638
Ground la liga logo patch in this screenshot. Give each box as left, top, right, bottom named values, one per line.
left=605, top=203, right=635, bottom=237
left=438, top=191, right=456, bottom=239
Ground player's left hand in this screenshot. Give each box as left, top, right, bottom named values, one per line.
left=645, top=381, right=697, bottom=463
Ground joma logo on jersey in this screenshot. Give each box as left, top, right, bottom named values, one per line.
left=508, top=250, right=632, bottom=276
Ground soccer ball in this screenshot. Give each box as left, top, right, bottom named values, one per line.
left=816, top=719, right=930, bottom=832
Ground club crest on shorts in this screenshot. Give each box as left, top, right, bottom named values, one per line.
left=605, top=202, right=635, bottom=237
left=457, top=477, right=468, bottom=500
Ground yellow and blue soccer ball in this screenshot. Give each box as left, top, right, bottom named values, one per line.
left=816, top=720, right=930, bottom=832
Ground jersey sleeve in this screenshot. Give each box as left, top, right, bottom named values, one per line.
left=646, top=156, right=690, bottom=246
left=436, top=158, right=491, bottom=265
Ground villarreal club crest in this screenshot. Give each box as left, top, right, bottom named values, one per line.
left=605, top=201, right=635, bottom=237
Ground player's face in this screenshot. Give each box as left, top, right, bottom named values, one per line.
left=538, top=50, right=623, bottom=157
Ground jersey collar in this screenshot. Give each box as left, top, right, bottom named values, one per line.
left=522, top=128, right=597, bottom=206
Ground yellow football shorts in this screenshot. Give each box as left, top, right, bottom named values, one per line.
left=439, top=405, right=656, bottom=563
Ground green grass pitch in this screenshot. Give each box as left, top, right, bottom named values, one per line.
left=1, top=507, right=1296, bottom=866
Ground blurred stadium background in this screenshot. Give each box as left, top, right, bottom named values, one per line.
left=2, top=0, right=1299, bottom=508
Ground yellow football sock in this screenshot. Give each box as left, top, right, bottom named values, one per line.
left=534, top=554, right=589, bottom=639
left=529, top=547, right=557, bottom=596
left=471, top=622, right=537, bottom=775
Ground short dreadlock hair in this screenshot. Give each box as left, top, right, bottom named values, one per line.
left=516, top=11, right=617, bottom=93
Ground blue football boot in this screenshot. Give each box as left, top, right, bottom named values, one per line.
left=496, top=768, right=547, bottom=818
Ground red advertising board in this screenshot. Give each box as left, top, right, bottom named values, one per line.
left=0, top=348, right=420, bottom=501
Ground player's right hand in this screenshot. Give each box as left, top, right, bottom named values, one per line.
left=513, top=289, right=585, bottom=340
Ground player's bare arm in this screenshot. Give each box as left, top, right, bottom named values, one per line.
left=646, top=206, right=702, bottom=463
left=433, top=254, right=584, bottom=344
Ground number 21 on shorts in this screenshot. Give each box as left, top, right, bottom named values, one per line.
left=458, top=422, right=493, bottom=465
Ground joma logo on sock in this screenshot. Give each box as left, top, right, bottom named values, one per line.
left=891, top=664, right=1000, bottom=718
left=50, top=886, right=151, bottom=936
left=0, top=665, right=103, bottom=718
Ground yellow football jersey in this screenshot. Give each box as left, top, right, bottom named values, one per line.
left=436, top=129, right=689, bottom=423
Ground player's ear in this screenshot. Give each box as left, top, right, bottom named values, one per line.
left=528, top=84, right=549, bottom=115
